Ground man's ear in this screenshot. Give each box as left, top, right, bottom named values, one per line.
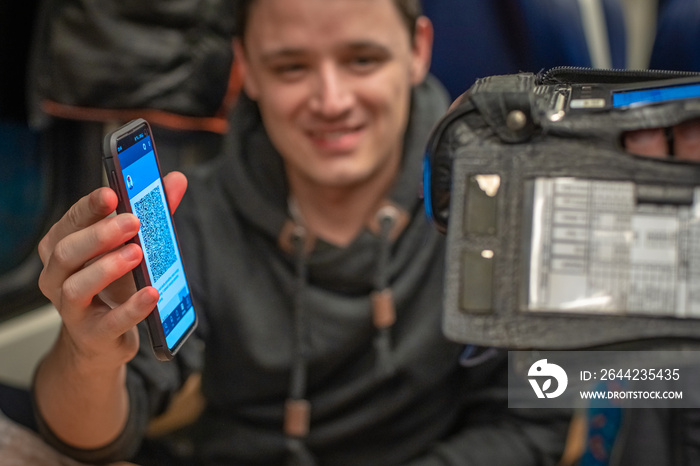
left=410, top=16, right=433, bottom=85
left=233, top=39, right=260, bottom=100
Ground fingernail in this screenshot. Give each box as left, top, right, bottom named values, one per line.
left=141, top=287, right=158, bottom=305
left=120, top=244, right=140, bottom=261
left=116, top=214, right=137, bottom=232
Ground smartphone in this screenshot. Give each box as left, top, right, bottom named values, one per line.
left=102, top=118, right=197, bottom=361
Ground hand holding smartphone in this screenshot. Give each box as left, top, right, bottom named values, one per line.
left=102, top=119, right=197, bottom=361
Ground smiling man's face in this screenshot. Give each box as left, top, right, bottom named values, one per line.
left=235, top=0, right=432, bottom=191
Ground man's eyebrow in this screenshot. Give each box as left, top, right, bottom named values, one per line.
left=259, top=41, right=391, bottom=62
left=344, top=41, right=391, bottom=53
left=259, top=48, right=306, bottom=63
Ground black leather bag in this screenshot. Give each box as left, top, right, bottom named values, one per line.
left=424, top=67, right=700, bottom=349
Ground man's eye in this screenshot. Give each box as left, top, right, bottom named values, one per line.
left=353, top=56, right=376, bottom=66
left=272, top=63, right=307, bottom=78
left=354, top=56, right=374, bottom=65
left=348, top=55, right=384, bottom=72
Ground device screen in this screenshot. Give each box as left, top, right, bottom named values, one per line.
left=116, top=127, right=195, bottom=351
left=525, top=177, right=700, bottom=318
left=612, top=82, right=700, bottom=108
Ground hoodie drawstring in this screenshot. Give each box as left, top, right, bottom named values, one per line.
left=371, top=205, right=399, bottom=376
left=284, top=224, right=317, bottom=466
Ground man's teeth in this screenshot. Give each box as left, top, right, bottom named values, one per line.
left=314, top=130, right=353, bottom=139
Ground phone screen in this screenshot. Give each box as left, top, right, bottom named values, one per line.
left=116, top=127, right=196, bottom=352
left=612, top=82, right=700, bottom=108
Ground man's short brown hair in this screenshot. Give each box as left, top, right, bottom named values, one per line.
left=235, top=0, right=423, bottom=43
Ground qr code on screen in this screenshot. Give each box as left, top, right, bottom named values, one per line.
left=134, top=186, right=176, bottom=283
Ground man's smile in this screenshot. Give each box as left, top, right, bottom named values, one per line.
left=306, top=125, right=365, bottom=152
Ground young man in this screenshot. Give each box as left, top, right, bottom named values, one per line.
left=33, top=0, right=571, bottom=464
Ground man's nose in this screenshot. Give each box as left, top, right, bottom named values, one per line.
left=310, top=62, right=353, bottom=117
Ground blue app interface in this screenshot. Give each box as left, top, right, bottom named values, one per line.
left=118, top=132, right=195, bottom=350
left=613, top=82, right=700, bottom=108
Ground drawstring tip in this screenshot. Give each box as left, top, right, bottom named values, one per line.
left=284, top=398, right=311, bottom=438
left=371, top=289, right=397, bottom=376
left=371, top=289, right=396, bottom=329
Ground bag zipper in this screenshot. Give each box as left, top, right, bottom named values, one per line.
left=538, top=66, right=700, bottom=85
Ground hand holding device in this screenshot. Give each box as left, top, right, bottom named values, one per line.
left=34, top=172, right=188, bottom=448
left=37, top=187, right=154, bottom=368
